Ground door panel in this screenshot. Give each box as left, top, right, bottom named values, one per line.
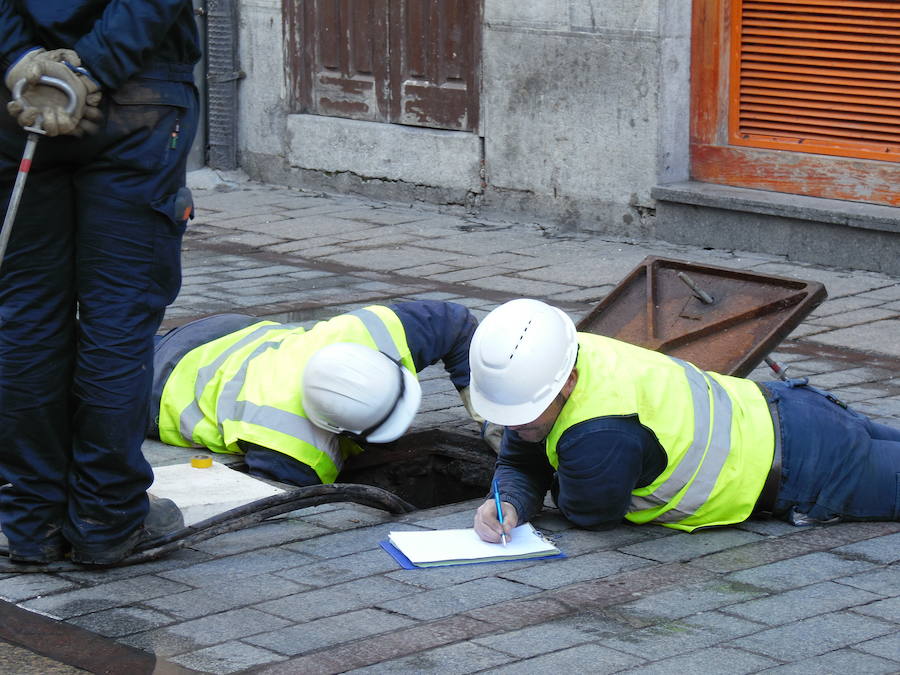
left=287, top=0, right=480, bottom=132
left=302, top=0, right=389, bottom=122
left=390, top=0, right=479, bottom=130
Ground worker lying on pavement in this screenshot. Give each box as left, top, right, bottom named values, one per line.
left=149, top=300, right=484, bottom=486
left=469, top=299, right=900, bottom=543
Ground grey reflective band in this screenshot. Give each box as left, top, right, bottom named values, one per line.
left=632, top=357, right=734, bottom=522
left=349, top=308, right=401, bottom=360
left=178, top=312, right=399, bottom=469
left=179, top=323, right=281, bottom=441
left=205, top=325, right=342, bottom=468
left=214, top=327, right=340, bottom=466
left=231, top=399, right=342, bottom=469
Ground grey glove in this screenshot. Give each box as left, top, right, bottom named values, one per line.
left=481, top=422, right=504, bottom=455
left=459, top=386, right=484, bottom=426
left=459, top=386, right=503, bottom=454
left=5, top=48, right=102, bottom=137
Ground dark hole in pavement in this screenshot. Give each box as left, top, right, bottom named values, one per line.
left=340, top=429, right=496, bottom=509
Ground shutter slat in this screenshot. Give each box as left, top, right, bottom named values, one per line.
left=742, top=77, right=900, bottom=101
left=742, top=65, right=900, bottom=87
left=730, top=0, right=900, bottom=160
left=742, top=101, right=900, bottom=124
left=740, top=123, right=900, bottom=145
left=743, top=19, right=900, bottom=36
left=742, top=44, right=900, bottom=63
left=743, top=11, right=900, bottom=33
left=742, top=91, right=900, bottom=112
left=741, top=57, right=900, bottom=75
left=741, top=112, right=900, bottom=140
left=743, top=32, right=900, bottom=51
left=746, top=1, right=900, bottom=12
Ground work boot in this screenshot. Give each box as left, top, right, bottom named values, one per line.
left=70, top=495, right=184, bottom=566
left=8, top=539, right=70, bottom=564
left=0, top=487, right=70, bottom=564
left=3, top=526, right=70, bottom=564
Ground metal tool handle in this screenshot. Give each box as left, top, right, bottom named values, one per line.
left=12, top=74, right=78, bottom=118
left=0, top=76, right=76, bottom=273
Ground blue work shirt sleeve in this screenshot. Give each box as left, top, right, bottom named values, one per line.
left=494, top=416, right=666, bottom=529
left=492, top=430, right=555, bottom=524
left=391, top=300, right=478, bottom=390
left=0, top=4, right=37, bottom=71
left=553, top=418, right=659, bottom=529
left=73, top=1, right=196, bottom=89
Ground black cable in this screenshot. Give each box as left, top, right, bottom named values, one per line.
left=0, top=483, right=416, bottom=573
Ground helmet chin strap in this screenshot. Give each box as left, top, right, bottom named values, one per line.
left=345, top=352, right=406, bottom=442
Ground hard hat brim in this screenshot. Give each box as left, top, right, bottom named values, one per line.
left=364, top=366, right=422, bottom=443
left=469, top=377, right=561, bottom=428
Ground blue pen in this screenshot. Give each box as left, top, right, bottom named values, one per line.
left=492, top=478, right=508, bottom=547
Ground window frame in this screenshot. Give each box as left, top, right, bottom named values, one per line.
left=690, top=0, right=900, bottom=207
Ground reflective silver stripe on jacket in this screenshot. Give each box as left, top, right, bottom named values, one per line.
left=179, top=324, right=280, bottom=442
left=179, top=309, right=399, bottom=467
left=216, top=337, right=339, bottom=467
left=630, top=357, right=733, bottom=522
left=349, top=308, right=400, bottom=360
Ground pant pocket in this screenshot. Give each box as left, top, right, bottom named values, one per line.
left=147, top=187, right=193, bottom=309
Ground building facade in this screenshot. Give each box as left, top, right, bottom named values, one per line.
left=226, top=0, right=900, bottom=273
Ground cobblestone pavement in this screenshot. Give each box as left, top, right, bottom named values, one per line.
left=1, top=170, right=898, bottom=674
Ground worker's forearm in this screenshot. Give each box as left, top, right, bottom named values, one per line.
left=493, top=434, right=554, bottom=523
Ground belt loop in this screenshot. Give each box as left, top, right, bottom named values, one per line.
left=754, top=383, right=783, bottom=515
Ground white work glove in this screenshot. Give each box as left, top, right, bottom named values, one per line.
left=5, top=48, right=102, bottom=137
left=459, top=386, right=503, bottom=454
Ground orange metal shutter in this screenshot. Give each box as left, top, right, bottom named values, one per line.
left=728, top=0, right=900, bottom=162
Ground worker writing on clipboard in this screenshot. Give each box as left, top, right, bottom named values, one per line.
left=469, top=299, right=900, bottom=543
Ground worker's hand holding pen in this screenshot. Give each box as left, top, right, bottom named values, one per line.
left=473, top=481, right=518, bottom=544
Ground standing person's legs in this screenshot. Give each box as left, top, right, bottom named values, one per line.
left=63, top=77, right=199, bottom=562
left=0, top=118, right=77, bottom=562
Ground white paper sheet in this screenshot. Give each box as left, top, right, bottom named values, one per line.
left=388, top=523, right=560, bottom=566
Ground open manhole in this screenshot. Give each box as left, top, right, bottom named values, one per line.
left=340, top=429, right=496, bottom=509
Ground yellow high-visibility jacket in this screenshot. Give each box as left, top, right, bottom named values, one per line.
left=157, top=306, right=415, bottom=484
left=546, top=334, right=774, bottom=531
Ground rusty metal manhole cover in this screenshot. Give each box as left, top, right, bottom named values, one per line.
left=577, top=256, right=827, bottom=377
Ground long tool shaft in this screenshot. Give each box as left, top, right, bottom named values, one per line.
left=0, top=132, right=39, bottom=272
left=0, top=75, right=77, bottom=273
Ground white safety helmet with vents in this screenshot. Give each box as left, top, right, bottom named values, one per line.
left=302, top=342, right=422, bottom=443
left=469, top=299, right=578, bottom=426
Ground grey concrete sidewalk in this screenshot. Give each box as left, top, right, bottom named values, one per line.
left=0, top=171, right=898, bottom=674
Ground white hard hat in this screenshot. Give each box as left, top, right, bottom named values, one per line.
left=302, top=342, right=422, bottom=443
left=469, top=299, right=578, bottom=426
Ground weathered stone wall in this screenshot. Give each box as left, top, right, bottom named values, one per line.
left=234, top=0, right=691, bottom=238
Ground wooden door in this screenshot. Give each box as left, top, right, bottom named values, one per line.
left=286, top=0, right=480, bottom=132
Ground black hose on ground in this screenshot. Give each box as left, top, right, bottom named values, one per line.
left=0, top=483, right=416, bottom=574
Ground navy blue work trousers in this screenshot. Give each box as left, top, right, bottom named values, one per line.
left=0, top=72, right=199, bottom=559
left=765, top=380, right=900, bottom=523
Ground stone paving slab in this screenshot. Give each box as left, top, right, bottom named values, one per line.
left=1, top=174, right=899, bottom=674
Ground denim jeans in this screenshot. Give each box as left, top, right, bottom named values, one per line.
left=763, top=380, right=900, bottom=523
